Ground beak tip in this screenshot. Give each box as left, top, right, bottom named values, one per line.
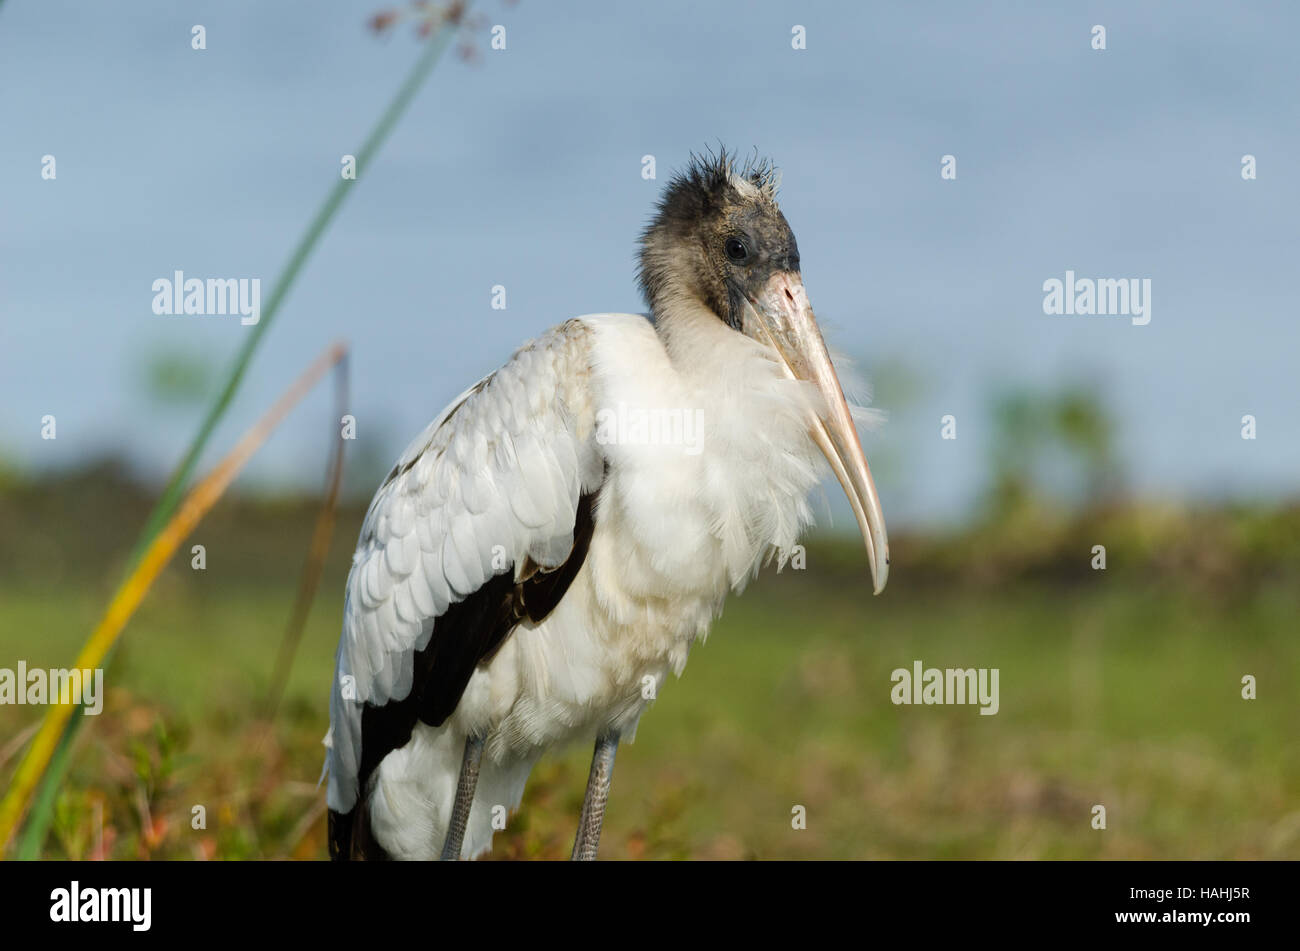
left=871, top=555, right=889, bottom=595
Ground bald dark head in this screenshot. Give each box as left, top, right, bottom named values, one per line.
left=638, top=148, right=800, bottom=331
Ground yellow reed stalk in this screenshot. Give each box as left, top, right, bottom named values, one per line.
left=0, top=341, right=347, bottom=854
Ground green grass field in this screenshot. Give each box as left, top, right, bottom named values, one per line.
left=1, top=467, right=1297, bottom=859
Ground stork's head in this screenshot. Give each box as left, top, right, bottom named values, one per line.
left=638, top=149, right=890, bottom=594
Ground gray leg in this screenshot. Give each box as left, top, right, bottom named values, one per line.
left=571, top=731, right=620, bottom=861
left=440, top=734, right=484, bottom=860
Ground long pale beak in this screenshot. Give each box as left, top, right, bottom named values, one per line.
left=743, top=272, right=889, bottom=593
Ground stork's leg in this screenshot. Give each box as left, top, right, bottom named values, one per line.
left=440, top=734, right=484, bottom=860
left=571, top=730, right=620, bottom=861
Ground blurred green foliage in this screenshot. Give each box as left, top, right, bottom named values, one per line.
left=984, top=382, right=1120, bottom=522
left=139, top=349, right=214, bottom=407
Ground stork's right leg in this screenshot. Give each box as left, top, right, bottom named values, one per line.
left=570, top=731, right=620, bottom=860
left=439, top=734, right=484, bottom=860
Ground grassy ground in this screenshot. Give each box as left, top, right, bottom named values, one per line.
left=1, top=465, right=1297, bottom=859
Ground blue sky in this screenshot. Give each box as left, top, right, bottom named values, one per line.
left=2, top=1, right=1297, bottom=527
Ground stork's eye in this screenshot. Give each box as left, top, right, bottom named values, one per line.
left=724, top=237, right=749, bottom=264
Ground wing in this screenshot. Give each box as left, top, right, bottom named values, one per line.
left=324, top=319, right=604, bottom=834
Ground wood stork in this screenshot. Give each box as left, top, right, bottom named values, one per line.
left=324, top=149, right=889, bottom=860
